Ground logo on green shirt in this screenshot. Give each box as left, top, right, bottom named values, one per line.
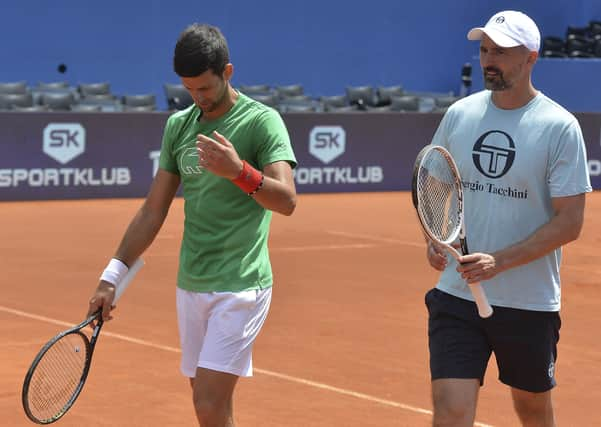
left=178, top=146, right=204, bottom=175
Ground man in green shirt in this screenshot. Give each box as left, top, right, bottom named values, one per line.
left=87, top=23, right=297, bottom=426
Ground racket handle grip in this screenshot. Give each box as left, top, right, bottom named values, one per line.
left=469, top=282, right=493, bottom=318
left=113, top=258, right=144, bottom=304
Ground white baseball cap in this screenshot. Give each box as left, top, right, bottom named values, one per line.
left=467, top=11, right=541, bottom=52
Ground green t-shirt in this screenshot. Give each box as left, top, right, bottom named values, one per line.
left=159, top=92, right=297, bottom=293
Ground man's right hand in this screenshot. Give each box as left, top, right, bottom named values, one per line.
left=427, top=241, right=448, bottom=271
left=87, top=281, right=117, bottom=327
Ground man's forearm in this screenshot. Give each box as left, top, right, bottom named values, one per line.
left=493, top=209, right=583, bottom=273
left=251, top=175, right=296, bottom=216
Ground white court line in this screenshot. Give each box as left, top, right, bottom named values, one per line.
left=1, top=305, right=493, bottom=427
left=273, top=243, right=377, bottom=252
left=0, top=306, right=182, bottom=353
left=149, top=231, right=419, bottom=256
left=147, top=243, right=378, bottom=257
left=327, top=230, right=426, bottom=248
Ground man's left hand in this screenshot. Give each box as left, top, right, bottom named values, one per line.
left=196, top=131, right=243, bottom=179
left=456, top=252, right=499, bottom=283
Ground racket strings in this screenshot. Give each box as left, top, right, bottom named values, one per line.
left=417, top=153, right=461, bottom=242
left=27, top=333, right=89, bottom=421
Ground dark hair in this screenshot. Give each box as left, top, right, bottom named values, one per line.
left=173, top=24, right=230, bottom=77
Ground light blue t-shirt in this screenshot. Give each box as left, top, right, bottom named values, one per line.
left=431, top=90, right=592, bottom=311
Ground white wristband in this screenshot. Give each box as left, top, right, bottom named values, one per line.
left=100, top=258, right=129, bottom=286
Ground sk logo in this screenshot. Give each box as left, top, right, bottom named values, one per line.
left=43, top=123, right=86, bottom=164
left=309, top=126, right=346, bottom=164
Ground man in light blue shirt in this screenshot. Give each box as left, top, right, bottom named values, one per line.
left=424, top=10, right=591, bottom=427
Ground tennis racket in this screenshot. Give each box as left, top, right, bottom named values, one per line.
left=411, top=145, right=493, bottom=318
left=21, top=258, right=145, bottom=424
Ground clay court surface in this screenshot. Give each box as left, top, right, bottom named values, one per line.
left=1, top=192, right=600, bottom=426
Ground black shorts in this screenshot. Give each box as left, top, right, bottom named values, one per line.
left=425, top=288, right=561, bottom=393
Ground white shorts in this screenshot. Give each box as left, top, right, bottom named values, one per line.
left=176, top=287, right=272, bottom=378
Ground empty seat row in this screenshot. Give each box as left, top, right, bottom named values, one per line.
left=0, top=92, right=157, bottom=112
left=542, top=21, right=601, bottom=58
left=0, top=81, right=157, bottom=112
left=0, top=81, right=112, bottom=96
left=0, top=81, right=460, bottom=113
left=243, top=85, right=459, bottom=113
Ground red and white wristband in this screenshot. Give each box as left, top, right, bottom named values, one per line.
left=232, top=160, right=264, bottom=195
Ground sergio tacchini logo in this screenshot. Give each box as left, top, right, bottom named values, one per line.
left=472, top=130, right=516, bottom=178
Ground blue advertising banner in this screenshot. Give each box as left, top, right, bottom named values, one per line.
left=0, top=112, right=165, bottom=200
left=0, top=111, right=599, bottom=201
left=575, top=113, right=601, bottom=185
left=287, top=113, right=443, bottom=193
